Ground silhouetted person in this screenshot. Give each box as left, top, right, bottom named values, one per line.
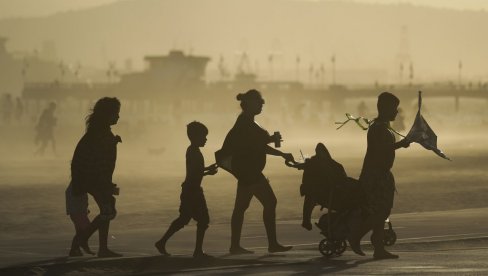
left=222, top=89, right=295, bottom=254
left=348, top=92, right=410, bottom=259
left=35, top=102, right=57, bottom=156
left=155, top=121, right=218, bottom=259
left=71, top=97, right=123, bottom=258
left=65, top=183, right=95, bottom=257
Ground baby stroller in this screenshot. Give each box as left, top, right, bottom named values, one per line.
left=287, top=144, right=397, bottom=258
left=314, top=193, right=397, bottom=258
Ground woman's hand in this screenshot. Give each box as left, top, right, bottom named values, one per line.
left=205, top=168, right=218, bottom=176
left=282, top=153, right=296, bottom=164
left=205, top=163, right=218, bottom=171
left=204, top=163, right=218, bottom=176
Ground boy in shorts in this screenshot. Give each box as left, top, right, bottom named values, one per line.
left=155, top=121, right=218, bottom=258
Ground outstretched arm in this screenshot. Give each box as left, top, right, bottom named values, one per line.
left=371, top=126, right=410, bottom=151
left=204, top=163, right=218, bottom=176
left=266, top=145, right=296, bottom=163
left=204, top=163, right=218, bottom=171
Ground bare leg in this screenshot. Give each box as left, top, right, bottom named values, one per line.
left=193, top=200, right=210, bottom=257
left=371, top=212, right=398, bottom=259
left=71, top=214, right=94, bottom=255
left=253, top=179, right=292, bottom=253
left=69, top=221, right=83, bottom=257
left=302, top=196, right=315, bottom=231
left=155, top=216, right=189, bottom=256
left=90, top=194, right=122, bottom=258
left=230, top=184, right=254, bottom=254
left=193, top=224, right=211, bottom=258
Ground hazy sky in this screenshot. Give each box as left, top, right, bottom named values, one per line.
left=349, top=0, right=488, bottom=11
left=0, top=0, right=120, bottom=18
left=0, top=0, right=487, bottom=19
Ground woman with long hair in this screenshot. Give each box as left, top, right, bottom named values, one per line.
left=222, top=89, right=296, bottom=254
left=70, top=97, right=122, bottom=257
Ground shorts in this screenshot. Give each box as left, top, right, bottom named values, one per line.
left=360, top=171, right=395, bottom=217
left=66, top=184, right=89, bottom=215
left=179, top=187, right=209, bottom=225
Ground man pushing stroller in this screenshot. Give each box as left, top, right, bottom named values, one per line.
left=349, top=92, right=410, bottom=259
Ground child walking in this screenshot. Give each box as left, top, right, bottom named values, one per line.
left=155, top=121, right=218, bottom=258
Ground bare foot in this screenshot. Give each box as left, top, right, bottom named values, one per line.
left=193, top=251, right=214, bottom=259
left=155, top=241, right=171, bottom=256
left=268, top=244, right=293, bottom=253
left=229, top=246, right=254, bottom=255
left=80, top=241, right=95, bottom=255
left=69, top=248, right=83, bottom=257
left=301, top=221, right=313, bottom=231
left=97, top=249, right=123, bottom=258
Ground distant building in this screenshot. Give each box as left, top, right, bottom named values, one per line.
left=116, top=50, right=210, bottom=99
left=23, top=50, right=212, bottom=101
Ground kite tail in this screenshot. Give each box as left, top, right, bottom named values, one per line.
left=335, top=113, right=404, bottom=136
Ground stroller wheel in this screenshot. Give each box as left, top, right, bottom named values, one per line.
left=318, top=239, right=334, bottom=257
left=333, top=240, right=347, bottom=255
left=383, top=229, right=397, bottom=246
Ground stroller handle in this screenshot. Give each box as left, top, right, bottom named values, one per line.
left=285, top=160, right=304, bottom=170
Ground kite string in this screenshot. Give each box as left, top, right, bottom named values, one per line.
left=334, top=113, right=372, bottom=130
left=335, top=113, right=406, bottom=138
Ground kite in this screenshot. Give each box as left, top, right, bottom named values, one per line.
left=405, top=91, right=451, bottom=160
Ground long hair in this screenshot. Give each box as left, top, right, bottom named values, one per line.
left=85, top=97, right=120, bottom=133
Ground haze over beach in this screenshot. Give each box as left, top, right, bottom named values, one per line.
left=0, top=0, right=488, bottom=274
left=2, top=0, right=488, bottom=19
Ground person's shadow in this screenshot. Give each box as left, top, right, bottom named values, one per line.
left=0, top=254, right=381, bottom=275
left=288, top=256, right=378, bottom=275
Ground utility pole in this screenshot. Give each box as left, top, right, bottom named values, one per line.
left=295, top=55, right=300, bottom=82
left=396, top=25, right=411, bottom=85
left=331, top=54, right=336, bottom=85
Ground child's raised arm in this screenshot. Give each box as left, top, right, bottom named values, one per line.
left=204, top=163, right=218, bottom=171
